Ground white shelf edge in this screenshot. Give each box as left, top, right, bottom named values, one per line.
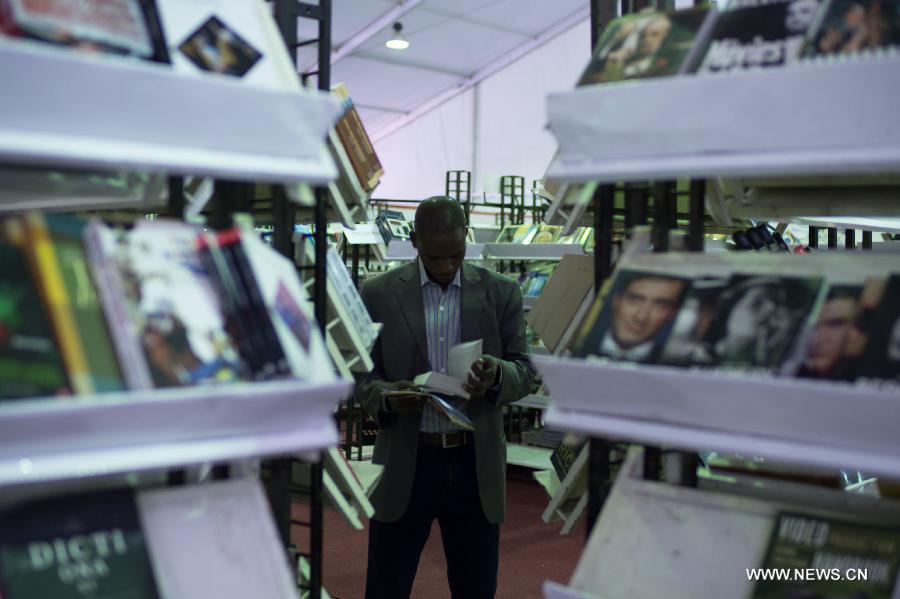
left=547, top=58, right=900, bottom=184
left=533, top=355, right=900, bottom=479
left=0, top=40, right=341, bottom=183
left=0, top=380, right=351, bottom=487
left=482, top=243, right=585, bottom=261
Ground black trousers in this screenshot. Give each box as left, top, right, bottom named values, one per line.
left=365, top=438, right=500, bottom=599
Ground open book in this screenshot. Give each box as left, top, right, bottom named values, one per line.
left=382, top=339, right=483, bottom=431
left=381, top=390, right=474, bottom=431
left=413, top=339, right=482, bottom=398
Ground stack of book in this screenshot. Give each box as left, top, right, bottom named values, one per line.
left=0, top=213, right=335, bottom=400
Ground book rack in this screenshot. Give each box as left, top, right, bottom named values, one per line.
left=540, top=0, right=900, bottom=595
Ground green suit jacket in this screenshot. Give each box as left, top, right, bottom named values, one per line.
left=356, top=260, right=534, bottom=524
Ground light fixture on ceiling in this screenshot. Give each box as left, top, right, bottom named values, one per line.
left=385, top=22, right=410, bottom=50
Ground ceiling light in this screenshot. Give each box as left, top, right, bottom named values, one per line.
left=386, top=22, right=410, bottom=50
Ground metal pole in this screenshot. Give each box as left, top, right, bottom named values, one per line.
left=862, top=230, right=873, bottom=249
left=808, top=226, right=819, bottom=249
left=845, top=229, right=856, bottom=250
left=827, top=227, right=838, bottom=249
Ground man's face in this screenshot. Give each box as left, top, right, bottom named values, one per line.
left=611, top=277, right=684, bottom=349
left=805, top=297, right=856, bottom=373
left=638, top=18, right=670, bottom=56
left=411, top=228, right=466, bottom=286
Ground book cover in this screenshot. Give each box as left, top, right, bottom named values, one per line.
left=21, top=212, right=93, bottom=395
left=32, top=213, right=126, bottom=394
left=549, top=437, right=587, bottom=483
left=0, top=0, right=169, bottom=63
left=218, top=230, right=292, bottom=378
left=178, top=15, right=261, bottom=78
left=831, top=276, right=887, bottom=382
left=695, top=0, right=825, bottom=73
left=122, top=220, right=248, bottom=387
left=657, top=275, right=731, bottom=366
left=578, top=7, right=714, bottom=85
left=82, top=221, right=154, bottom=390
left=238, top=230, right=335, bottom=384
left=692, top=274, right=824, bottom=370
left=0, top=488, right=160, bottom=599
left=0, top=224, right=70, bottom=400
left=805, top=0, right=900, bottom=59
left=857, top=275, right=900, bottom=383
left=752, top=512, right=900, bottom=599
left=196, top=232, right=282, bottom=381
left=571, top=270, right=691, bottom=363
left=786, top=284, right=863, bottom=380
left=332, top=83, right=384, bottom=193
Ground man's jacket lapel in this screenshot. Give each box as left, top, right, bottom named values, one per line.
left=394, top=260, right=429, bottom=366
left=461, top=262, right=486, bottom=343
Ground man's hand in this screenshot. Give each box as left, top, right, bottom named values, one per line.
left=385, top=380, right=425, bottom=413
left=463, top=355, right=501, bottom=400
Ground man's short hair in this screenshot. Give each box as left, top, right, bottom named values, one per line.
left=414, top=196, right=467, bottom=236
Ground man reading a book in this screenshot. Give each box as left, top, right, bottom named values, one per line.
left=356, top=197, right=533, bottom=599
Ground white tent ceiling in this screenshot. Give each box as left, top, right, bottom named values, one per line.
left=293, top=0, right=590, bottom=141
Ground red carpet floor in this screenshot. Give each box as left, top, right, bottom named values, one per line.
left=293, top=467, right=585, bottom=599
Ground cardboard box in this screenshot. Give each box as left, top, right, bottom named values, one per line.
left=526, top=254, right=595, bottom=352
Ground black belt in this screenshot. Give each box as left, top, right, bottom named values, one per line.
left=419, top=430, right=469, bottom=449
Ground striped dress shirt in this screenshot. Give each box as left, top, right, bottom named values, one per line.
left=418, top=259, right=464, bottom=433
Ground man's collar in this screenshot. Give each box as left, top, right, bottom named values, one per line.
left=417, top=257, right=461, bottom=288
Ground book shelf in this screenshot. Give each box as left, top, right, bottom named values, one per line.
left=0, top=2, right=346, bottom=597
left=541, top=0, right=900, bottom=594
left=482, top=242, right=585, bottom=262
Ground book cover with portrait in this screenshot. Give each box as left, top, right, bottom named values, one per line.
left=780, top=283, right=863, bottom=380
left=690, top=274, right=824, bottom=371
left=857, top=274, right=900, bottom=383
left=805, top=0, right=900, bottom=59
left=695, top=0, right=825, bottom=73
left=571, top=270, right=691, bottom=363
left=657, top=275, right=731, bottom=367
left=579, top=7, right=717, bottom=85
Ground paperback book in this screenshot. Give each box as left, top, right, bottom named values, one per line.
left=578, top=7, right=716, bottom=85
left=0, top=488, right=160, bottom=599
left=695, top=0, right=825, bottom=72
left=0, top=0, right=169, bottom=63
left=0, top=224, right=70, bottom=400
left=805, top=0, right=900, bottom=59
left=24, top=213, right=125, bottom=394
left=690, top=274, right=823, bottom=371
left=753, top=512, right=900, bottom=599
left=781, top=284, right=863, bottom=380
left=332, top=83, right=384, bottom=193
left=571, top=270, right=691, bottom=363
left=857, top=275, right=900, bottom=384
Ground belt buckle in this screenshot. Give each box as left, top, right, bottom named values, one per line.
left=442, top=432, right=461, bottom=449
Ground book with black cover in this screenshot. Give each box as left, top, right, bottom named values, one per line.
left=695, top=0, right=825, bottom=73
left=550, top=438, right=587, bottom=483
left=196, top=231, right=285, bottom=381
left=752, top=512, right=900, bottom=599
left=805, top=0, right=900, bottom=59
left=571, top=270, right=690, bottom=363
left=0, top=0, right=169, bottom=63
left=0, top=226, right=70, bottom=400
left=0, top=488, right=159, bottom=599
left=692, top=274, right=824, bottom=370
